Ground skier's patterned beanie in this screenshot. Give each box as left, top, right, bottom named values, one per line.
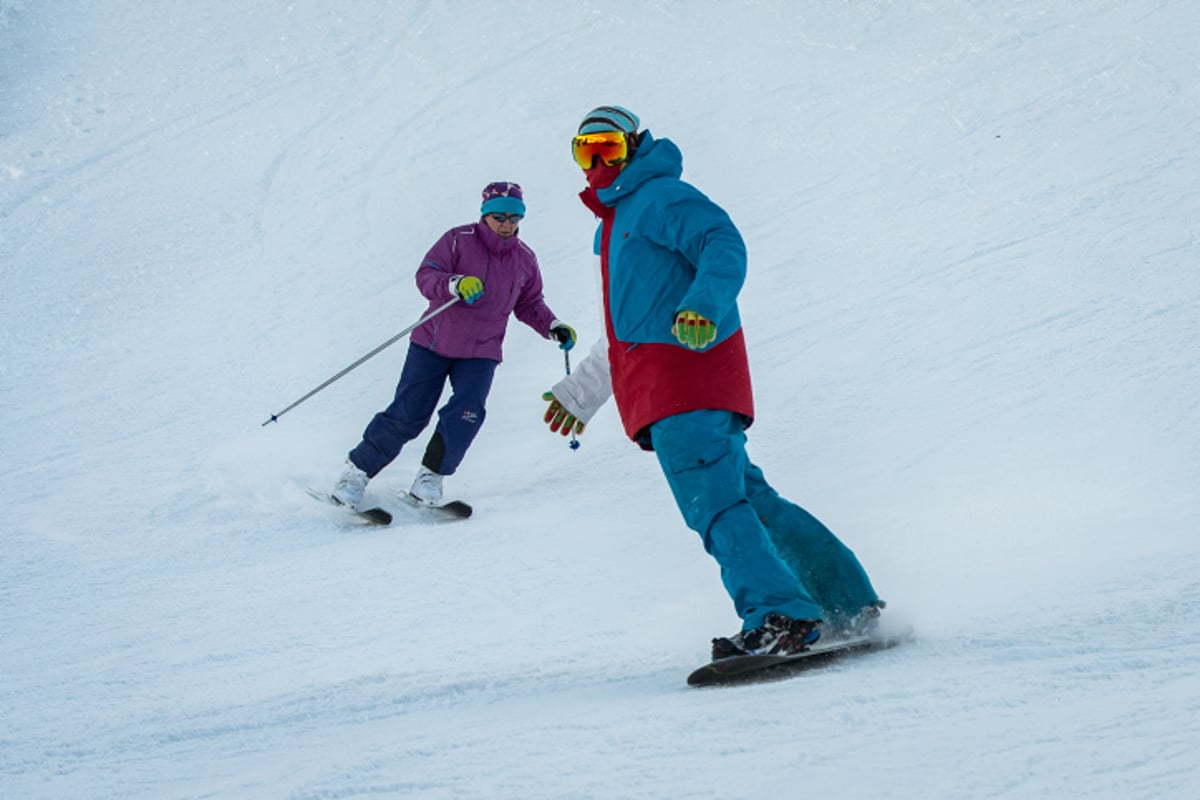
left=480, top=181, right=525, bottom=217
left=577, top=105, right=640, bottom=136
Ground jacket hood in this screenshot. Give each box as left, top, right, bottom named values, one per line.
left=595, top=131, right=681, bottom=206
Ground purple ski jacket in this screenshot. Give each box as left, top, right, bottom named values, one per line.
left=410, top=220, right=559, bottom=362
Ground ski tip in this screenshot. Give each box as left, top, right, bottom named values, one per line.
left=444, top=500, right=473, bottom=519
left=358, top=507, right=393, bottom=526
left=398, top=493, right=473, bottom=520
left=304, top=487, right=392, bottom=525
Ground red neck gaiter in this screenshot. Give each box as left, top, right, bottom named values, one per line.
left=583, top=162, right=624, bottom=190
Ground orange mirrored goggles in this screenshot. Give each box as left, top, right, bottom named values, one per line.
left=571, top=131, right=630, bottom=169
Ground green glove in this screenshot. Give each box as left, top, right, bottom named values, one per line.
left=672, top=310, right=717, bottom=350
left=550, top=323, right=577, bottom=351
left=542, top=391, right=585, bottom=437
left=454, top=275, right=484, bottom=304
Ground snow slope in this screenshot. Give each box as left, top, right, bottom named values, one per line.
left=2, top=2, right=1197, bottom=798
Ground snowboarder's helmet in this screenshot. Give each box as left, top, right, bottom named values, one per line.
left=577, top=105, right=640, bottom=136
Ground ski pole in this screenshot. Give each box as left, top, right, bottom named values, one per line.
left=262, top=297, right=459, bottom=426
left=564, top=349, right=580, bottom=451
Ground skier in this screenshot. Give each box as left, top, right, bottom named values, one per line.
left=331, top=181, right=576, bottom=508
left=543, top=106, right=883, bottom=660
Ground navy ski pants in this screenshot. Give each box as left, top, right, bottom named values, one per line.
left=348, top=343, right=497, bottom=478
left=649, top=409, right=881, bottom=631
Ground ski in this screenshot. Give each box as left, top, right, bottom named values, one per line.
left=395, top=492, right=472, bottom=521
left=305, top=488, right=393, bottom=526
left=687, top=624, right=913, bottom=687
left=302, top=486, right=470, bottom=525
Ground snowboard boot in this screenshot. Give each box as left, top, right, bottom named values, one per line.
left=409, top=465, right=444, bottom=504
left=711, top=613, right=821, bottom=661
left=331, top=459, right=370, bottom=509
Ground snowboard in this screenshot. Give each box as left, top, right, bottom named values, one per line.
left=687, top=624, right=913, bottom=687
left=305, top=488, right=393, bottom=525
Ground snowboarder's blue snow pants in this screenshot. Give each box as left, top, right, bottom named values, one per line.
left=649, top=409, right=880, bottom=631
left=349, top=343, right=497, bottom=478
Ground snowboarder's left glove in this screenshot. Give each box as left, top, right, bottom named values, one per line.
left=550, top=322, right=577, bottom=351
left=672, top=310, right=717, bottom=350
left=542, top=391, right=585, bottom=436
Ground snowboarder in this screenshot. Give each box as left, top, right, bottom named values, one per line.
left=543, top=106, right=883, bottom=660
left=331, top=181, right=576, bottom=508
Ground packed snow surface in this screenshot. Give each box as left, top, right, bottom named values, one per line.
left=2, top=2, right=1197, bottom=798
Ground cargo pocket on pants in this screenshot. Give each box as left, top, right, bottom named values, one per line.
left=657, top=433, right=744, bottom=534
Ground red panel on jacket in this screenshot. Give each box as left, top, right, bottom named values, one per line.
left=585, top=187, right=755, bottom=449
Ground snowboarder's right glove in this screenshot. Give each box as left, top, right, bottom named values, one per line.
left=672, top=310, right=717, bottom=350
left=542, top=391, right=585, bottom=437
left=451, top=275, right=485, bottom=304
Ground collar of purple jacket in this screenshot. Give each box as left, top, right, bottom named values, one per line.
left=476, top=218, right=521, bottom=253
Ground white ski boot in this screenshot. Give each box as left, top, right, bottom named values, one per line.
left=409, top=465, right=444, bottom=504
left=331, top=460, right=370, bottom=509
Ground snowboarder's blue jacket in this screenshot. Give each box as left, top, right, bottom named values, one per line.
left=592, top=131, right=747, bottom=348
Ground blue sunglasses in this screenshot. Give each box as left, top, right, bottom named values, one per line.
left=488, top=212, right=523, bottom=223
